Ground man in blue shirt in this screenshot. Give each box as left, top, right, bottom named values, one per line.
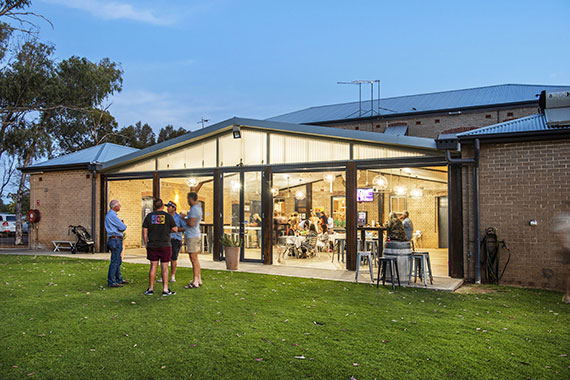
left=104, top=199, right=128, bottom=288
left=162, top=201, right=186, bottom=283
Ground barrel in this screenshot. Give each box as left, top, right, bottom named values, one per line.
left=383, top=241, right=412, bottom=282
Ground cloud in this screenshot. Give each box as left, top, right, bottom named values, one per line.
left=44, top=0, right=175, bottom=26
left=109, top=89, right=229, bottom=132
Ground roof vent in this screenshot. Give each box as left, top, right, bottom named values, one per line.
left=540, top=91, right=570, bottom=126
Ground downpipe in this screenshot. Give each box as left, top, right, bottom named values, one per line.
left=445, top=139, right=481, bottom=284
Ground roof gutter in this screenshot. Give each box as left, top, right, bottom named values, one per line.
left=438, top=138, right=482, bottom=284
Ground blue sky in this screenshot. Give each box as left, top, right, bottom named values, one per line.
left=30, top=0, right=570, bottom=133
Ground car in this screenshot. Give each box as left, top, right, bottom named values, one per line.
left=0, top=213, right=16, bottom=234
left=0, top=213, right=28, bottom=235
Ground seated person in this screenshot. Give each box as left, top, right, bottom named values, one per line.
left=385, top=212, right=407, bottom=241
left=298, top=218, right=311, bottom=232
left=299, top=223, right=318, bottom=258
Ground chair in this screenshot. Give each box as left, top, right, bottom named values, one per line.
left=332, top=238, right=345, bottom=263
left=409, top=252, right=433, bottom=286
left=355, top=251, right=374, bottom=283
left=376, top=257, right=401, bottom=290
left=299, top=235, right=318, bottom=258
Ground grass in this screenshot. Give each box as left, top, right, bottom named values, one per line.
left=0, top=255, right=568, bottom=380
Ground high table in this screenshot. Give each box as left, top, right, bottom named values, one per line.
left=356, top=226, right=387, bottom=261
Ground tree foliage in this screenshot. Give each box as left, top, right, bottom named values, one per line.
left=109, top=121, right=156, bottom=149
left=157, top=124, right=188, bottom=143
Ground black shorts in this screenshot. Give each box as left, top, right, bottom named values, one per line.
left=171, top=239, right=182, bottom=261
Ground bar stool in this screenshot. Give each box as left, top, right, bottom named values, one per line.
left=376, top=257, right=400, bottom=290
left=409, top=252, right=433, bottom=286
left=355, top=251, right=373, bottom=283
left=200, top=233, right=208, bottom=253
left=365, top=240, right=377, bottom=265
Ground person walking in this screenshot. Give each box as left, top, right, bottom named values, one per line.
left=104, top=199, right=128, bottom=288
left=184, top=192, right=203, bottom=289
left=159, top=201, right=185, bottom=283
left=142, top=198, right=177, bottom=296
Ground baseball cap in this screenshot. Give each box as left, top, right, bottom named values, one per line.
left=166, top=201, right=176, bottom=209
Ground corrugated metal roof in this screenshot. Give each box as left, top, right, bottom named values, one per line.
left=384, top=125, right=408, bottom=136
left=28, top=143, right=139, bottom=170
left=102, top=117, right=440, bottom=172
left=456, top=114, right=570, bottom=137
left=267, top=84, right=570, bottom=124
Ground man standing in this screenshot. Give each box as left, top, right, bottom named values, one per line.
left=184, top=192, right=203, bottom=289
left=105, top=199, right=128, bottom=288
left=142, top=198, right=177, bottom=296
left=401, top=211, right=414, bottom=241
left=164, top=201, right=185, bottom=283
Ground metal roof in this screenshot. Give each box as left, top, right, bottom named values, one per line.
left=102, top=117, right=440, bottom=172
left=25, top=143, right=139, bottom=171
left=457, top=114, right=570, bottom=137
left=267, top=84, right=570, bottom=124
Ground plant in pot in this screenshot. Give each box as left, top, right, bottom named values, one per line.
left=222, top=234, right=241, bottom=270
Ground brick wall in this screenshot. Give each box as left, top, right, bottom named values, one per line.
left=461, top=139, right=570, bottom=290
left=107, top=179, right=153, bottom=249
left=29, top=170, right=101, bottom=251
left=327, top=106, right=538, bottom=138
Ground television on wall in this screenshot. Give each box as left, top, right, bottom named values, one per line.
left=357, top=188, right=374, bottom=202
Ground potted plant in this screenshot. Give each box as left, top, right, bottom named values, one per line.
left=222, top=234, right=241, bottom=270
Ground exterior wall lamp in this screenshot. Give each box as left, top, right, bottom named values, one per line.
left=232, top=125, right=241, bottom=139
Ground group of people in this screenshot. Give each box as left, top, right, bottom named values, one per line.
left=104, top=191, right=204, bottom=296
left=385, top=210, right=414, bottom=243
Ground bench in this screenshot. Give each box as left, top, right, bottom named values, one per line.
left=52, top=241, right=75, bottom=252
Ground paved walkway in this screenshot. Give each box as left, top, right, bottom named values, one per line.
left=0, top=248, right=463, bottom=291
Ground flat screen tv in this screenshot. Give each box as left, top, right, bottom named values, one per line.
left=357, top=188, right=374, bottom=202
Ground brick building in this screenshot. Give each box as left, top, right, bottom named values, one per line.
left=23, top=84, right=570, bottom=290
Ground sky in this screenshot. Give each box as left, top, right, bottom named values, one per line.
left=21, top=0, right=570, bottom=133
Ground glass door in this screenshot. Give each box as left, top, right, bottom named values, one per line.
left=222, top=171, right=263, bottom=263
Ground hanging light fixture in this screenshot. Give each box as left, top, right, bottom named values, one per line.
left=394, top=169, right=407, bottom=196
left=271, top=187, right=279, bottom=196
left=372, top=174, right=388, bottom=192
left=231, top=180, right=241, bottom=193
left=410, top=176, right=423, bottom=199
left=295, top=190, right=306, bottom=200
left=323, top=173, right=335, bottom=193
left=186, top=177, right=198, bottom=187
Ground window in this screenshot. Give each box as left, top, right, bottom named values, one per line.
left=485, top=114, right=492, bottom=119
left=434, top=119, right=440, bottom=124
left=507, top=112, right=513, bottom=117
left=415, top=121, right=421, bottom=125
left=390, top=196, right=407, bottom=213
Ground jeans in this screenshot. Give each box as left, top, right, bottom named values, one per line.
left=107, top=238, right=123, bottom=286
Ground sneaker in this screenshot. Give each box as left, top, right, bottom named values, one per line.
left=144, top=289, right=154, bottom=295
left=162, top=289, right=176, bottom=296
left=169, top=278, right=176, bottom=283
left=157, top=278, right=163, bottom=283
left=109, top=283, right=123, bottom=288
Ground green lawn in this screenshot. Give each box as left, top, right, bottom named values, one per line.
left=0, top=255, right=568, bottom=380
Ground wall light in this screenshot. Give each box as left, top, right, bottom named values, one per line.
left=232, top=125, right=241, bottom=139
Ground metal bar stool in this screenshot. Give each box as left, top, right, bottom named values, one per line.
left=409, top=251, right=433, bottom=286
left=355, top=251, right=374, bottom=283
left=376, top=257, right=401, bottom=290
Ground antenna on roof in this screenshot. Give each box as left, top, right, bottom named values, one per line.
left=337, top=79, right=381, bottom=118
left=197, top=118, right=209, bottom=128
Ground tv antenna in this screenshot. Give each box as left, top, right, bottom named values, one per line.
left=338, top=79, right=390, bottom=118
left=197, top=118, right=209, bottom=128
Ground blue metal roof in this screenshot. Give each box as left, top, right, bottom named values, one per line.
left=102, top=117, right=440, bottom=172
left=457, top=114, right=569, bottom=137
left=28, top=143, right=139, bottom=170
left=267, top=84, right=570, bottom=124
